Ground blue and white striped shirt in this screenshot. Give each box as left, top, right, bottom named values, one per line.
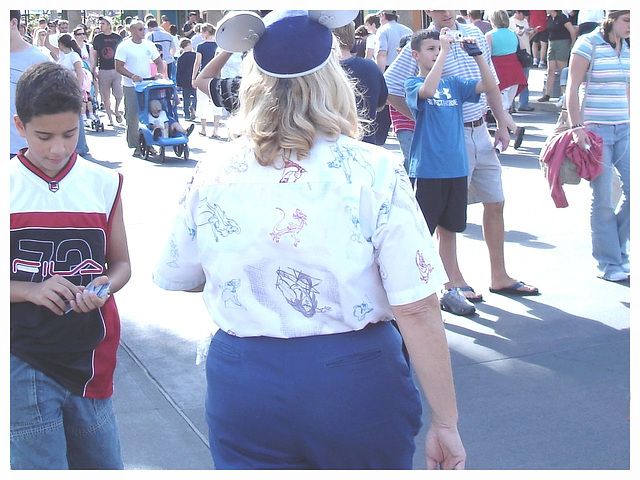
left=572, top=30, right=630, bottom=125
left=384, top=21, right=499, bottom=124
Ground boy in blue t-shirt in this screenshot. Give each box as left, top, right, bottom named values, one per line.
left=404, top=29, right=496, bottom=316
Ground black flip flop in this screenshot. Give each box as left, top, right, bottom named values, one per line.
left=489, top=281, right=539, bottom=296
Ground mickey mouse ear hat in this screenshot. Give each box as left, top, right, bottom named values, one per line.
left=215, top=10, right=359, bottom=78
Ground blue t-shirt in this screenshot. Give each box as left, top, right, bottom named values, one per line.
left=405, top=75, right=479, bottom=179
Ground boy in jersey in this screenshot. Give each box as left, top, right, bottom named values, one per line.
left=10, top=62, right=131, bottom=469
left=405, top=29, right=496, bottom=316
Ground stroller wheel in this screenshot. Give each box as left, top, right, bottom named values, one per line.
left=173, top=144, right=184, bottom=157
left=183, top=144, right=189, bottom=160
left=139, top=133, right=150, bottom=160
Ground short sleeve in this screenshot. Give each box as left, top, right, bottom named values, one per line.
left=371, top=167, right=447, bottom=306
left=404, top=77, right=425, bottom=113
left=152, top=177, right=206, bottom=291
left=572, top=35, right=594, bottom=62
left=455, top=77, right=481, bottom=104
left=377, top=30, right=389, bottom=53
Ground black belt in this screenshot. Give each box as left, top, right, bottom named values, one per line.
left=464, top=117, right=484, bottom=128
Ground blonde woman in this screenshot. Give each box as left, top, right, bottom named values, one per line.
left=156, top=10, right=465, bottom=470
left=486, top=10, right=527, bottom=148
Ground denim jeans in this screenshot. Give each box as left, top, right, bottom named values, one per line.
left=182, top=85, right=197, bottom=118
left=76, top=115, right=89, bottom=155
left=10, top=355, right=123, bottom=470
left=396, top=129, right=414, bottom=174
left=518, top=67, right=531, bottom=108
left=587, top=122, right=630, bottom=276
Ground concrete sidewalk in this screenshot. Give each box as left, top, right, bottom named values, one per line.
left=107, top=66, right=630, bottom=470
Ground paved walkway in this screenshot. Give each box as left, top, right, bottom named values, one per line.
left=87, top=67, right=629, bottom=470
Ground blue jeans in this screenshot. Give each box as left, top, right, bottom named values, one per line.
left=518, top=67, right=531, bottom=108
left=396, top=129, right=414, bottom=174
left=587, top=122, right=630, bottom=276
left=10, top=355, right=123, bottom=470
left=182, top=85, right=197, bottom=118
left=76, top=116, right=89, bottom=155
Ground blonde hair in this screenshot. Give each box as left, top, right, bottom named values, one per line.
left=229, top=52, right=362, bottom=166
left=149, top=99, right=162, bottom=115
left=200, top=23, right=215, bottom=37
left=489, top=10, right=510, bottom=29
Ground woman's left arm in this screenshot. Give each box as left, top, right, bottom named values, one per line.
left=566, top=51, right=591, bottom=150
left=565, top=21, right=577, bottom=45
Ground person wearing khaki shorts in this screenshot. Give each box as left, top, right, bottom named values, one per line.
left=465, top=119, right=504, bottom=205
left=98, top=69, right=123, bottom=124
left=90, top=16, right=123, bottom=125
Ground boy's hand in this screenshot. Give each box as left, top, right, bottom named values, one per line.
left=439, top=27, right=454, bottom=52
left=28, top=275, right=82, bottom=316
left=71, top=276, right=111, bottom=314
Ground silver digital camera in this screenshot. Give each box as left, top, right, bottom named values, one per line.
left=447, top=30, right=464, bottom=41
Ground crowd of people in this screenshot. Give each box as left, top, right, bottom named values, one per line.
left=10, top=8, right=629, bottom=471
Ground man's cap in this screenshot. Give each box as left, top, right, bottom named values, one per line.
left=215, top=10, right=358, bottom=78
left=376, top=10, right=397, bottom=16
left=100, top=16, right=112, bottom=25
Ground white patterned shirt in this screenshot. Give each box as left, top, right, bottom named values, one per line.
left=153, top=135, right=446, bottom=338
left=384, top=21, right=499, bottom=123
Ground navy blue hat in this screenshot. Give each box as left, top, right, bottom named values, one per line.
left=215, top=10, right=358, bottom=78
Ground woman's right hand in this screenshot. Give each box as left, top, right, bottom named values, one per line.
left=572, top=127, right=591, bottom=151
left=425, top=422, right=466, bottom=470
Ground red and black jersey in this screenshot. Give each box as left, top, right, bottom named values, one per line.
left=10, top=151, right=123, bottom=399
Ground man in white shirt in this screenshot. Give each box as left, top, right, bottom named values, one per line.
left=115, top=20, right=165, bottom=155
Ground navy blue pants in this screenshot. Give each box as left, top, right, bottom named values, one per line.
left=205, top=321, right=422, bottom=469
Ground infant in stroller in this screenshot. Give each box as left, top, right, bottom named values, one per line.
left=148, top=99, right=194, bottom=141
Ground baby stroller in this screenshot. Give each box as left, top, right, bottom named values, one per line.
left=136, top=79, right=190, bottom=162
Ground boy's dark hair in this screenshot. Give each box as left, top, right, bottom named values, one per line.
left=15, top=62, right=83, bottom=124
left=10, top=10, right=20, bottom=22
left=410, top=29, right=439, bottom=52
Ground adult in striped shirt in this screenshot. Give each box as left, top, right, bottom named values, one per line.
left=566, top=10, right=630, bottom=282
left=385, top=10, right=538, bottom=301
